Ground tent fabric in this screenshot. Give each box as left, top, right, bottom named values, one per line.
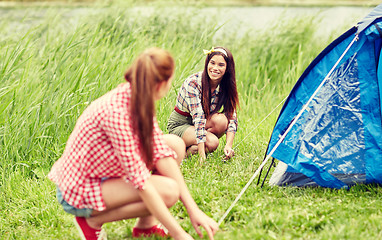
left=357, top=4, right=382, bottom=34
left=269, top=162, right=319, bottom=187
left=267, top=4, right=382, bottom=189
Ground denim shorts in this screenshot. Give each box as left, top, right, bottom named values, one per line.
left=56, top=187, right=93, bottom=218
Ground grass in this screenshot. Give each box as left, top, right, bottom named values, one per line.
left=1, top=2, right=382, bottom=240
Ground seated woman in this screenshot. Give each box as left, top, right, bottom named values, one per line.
left=167, top=46, right=239, bottom=162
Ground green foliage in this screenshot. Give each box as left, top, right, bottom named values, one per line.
left=1, top=3, right=381, bottom=240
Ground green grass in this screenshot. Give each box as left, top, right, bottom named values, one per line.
left=1, top=2, right=382, bottom=240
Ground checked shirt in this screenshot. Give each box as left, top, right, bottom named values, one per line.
left=175, top=72, right=238, bottom=144
left=48, top=82, right=176, bottom=211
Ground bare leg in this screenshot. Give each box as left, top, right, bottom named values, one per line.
left=206, top=113, right=228, bottom=138
left=163, top=134, right=186, bottom=165
left=136, top=134, right=187, bottom=229
left=186, top=145, right=198, bottom=157
left=86, top=175, right=179, bottom=229
left=132, top=134, right=186, bottom=229
left=182, top=126, right=198, bottom=148
left=181, top=113, right=228, bottom=155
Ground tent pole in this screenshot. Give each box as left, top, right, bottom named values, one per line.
left=256, top=149, right=270, bottom=185
left=217, top=34, right=359, bottom=226
left=260, top=158, right=275, bottom=188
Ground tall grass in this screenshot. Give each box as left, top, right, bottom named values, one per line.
left=1, top=3, right=381, bottom=240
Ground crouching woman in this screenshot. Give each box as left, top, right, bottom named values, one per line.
left=48, top=48, right=218, bottom=240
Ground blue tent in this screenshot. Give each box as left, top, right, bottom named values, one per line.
left=266, top=4, right=382, bottom=189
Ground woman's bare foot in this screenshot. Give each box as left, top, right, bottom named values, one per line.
left=185, top=145, right=198, bottom=158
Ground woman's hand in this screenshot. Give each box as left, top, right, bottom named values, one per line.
left=224, top=132, right=235, bottom=160
left=199, top=153, right=206, bottom=164
left=197, top=142, right=207, bottom=164
left=189, top=208, right=219, bottom=240
left=223, top=145, right=234, bottom=160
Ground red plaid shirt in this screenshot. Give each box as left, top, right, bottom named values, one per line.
left=48, top=82, right=176, bottom=211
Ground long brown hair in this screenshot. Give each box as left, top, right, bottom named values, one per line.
left=124, top=48, right=174, bottom=169
left=201, top=46, right=239, bottom=119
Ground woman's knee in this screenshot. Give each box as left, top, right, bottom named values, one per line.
left=163, top=134, right=186, bottom=163
left=208, top=114, right=228, bottom=135
left=205, top=134, right=219, bottom=152
left=158, top=177, right=180, bottom=207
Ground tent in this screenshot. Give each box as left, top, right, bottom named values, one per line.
left=263, top=4, right=382, bottom=189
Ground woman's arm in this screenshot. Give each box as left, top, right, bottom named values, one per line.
left=224, top=111, right=237, bottom=159
left=184, top=74, right=209, bottom=151
left=224, top=131, right=235, bottom=160
left=198, top=142, right=207, bottom=162
left=156, top=157, right=219, bottom=240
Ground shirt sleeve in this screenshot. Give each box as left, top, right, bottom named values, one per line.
left=185, top=79, right=207, bottom=144
left=102, top=109, right=151, bottom=190
left=227, top=110, right=238, bottom=133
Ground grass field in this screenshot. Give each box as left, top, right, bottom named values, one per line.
left=1, top=1, right=382, bottom=239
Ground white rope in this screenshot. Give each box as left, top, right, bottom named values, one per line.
left=218, top=34, right=359, bottom=226
left=218, top=96, right=287, bottom=161
left=232, top=97, right=288, bottom=151
left=217, top=154, right=272, bottom=225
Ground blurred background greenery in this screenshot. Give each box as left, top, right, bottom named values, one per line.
left=0, top=0, right=379, bottom=7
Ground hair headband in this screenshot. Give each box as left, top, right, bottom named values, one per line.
left=203, top=47, right=228, bottom=57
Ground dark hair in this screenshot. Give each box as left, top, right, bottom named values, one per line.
left=201, top=46, right=239, bottom=119
left=124, top=48, right=174, bottom=169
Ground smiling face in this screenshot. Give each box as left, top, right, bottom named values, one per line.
left=207, top=54, right=227, bottom=86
